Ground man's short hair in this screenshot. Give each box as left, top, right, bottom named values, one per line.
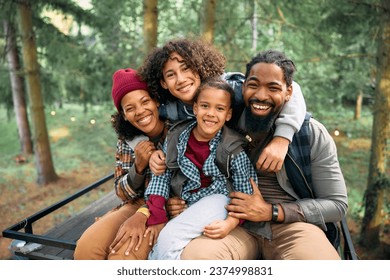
left=245, top=50, right=296, bottom=87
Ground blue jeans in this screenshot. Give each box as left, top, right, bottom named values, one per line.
left=148, top=194, right=229, bottom=260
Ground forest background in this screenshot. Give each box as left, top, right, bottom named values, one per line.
left=0, top=0, right=389, bottom=260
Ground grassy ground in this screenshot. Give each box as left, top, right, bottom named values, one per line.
left=0, top=104, right=388, bottom=259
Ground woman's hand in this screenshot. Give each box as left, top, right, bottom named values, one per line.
left=109, top=212, right=148, bottom=256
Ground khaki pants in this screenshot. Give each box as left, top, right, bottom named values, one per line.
left=181, top=222, right=340, bottom=260
left=74, top=199, right=152, bottom=260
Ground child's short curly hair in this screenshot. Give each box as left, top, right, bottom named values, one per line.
left=138, top=37, right=226, bottom=103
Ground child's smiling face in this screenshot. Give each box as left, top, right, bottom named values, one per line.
left=192, top=88, right=232, bottom=142
left=160, top=52, right=201, bottom=105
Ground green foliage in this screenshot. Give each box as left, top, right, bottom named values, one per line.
left=0, top=0, right=382, bottom=114
left=157, top=0, right=202, bottom=41
left=0, top=105, right=21, bottom=156
left=0, top=103, right=116, bottom=180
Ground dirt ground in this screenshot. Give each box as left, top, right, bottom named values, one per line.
left=0, top=167, right=389, bottom=260
left=0, top=167, right=112, bottom=260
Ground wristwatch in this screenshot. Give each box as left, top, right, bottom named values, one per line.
left=271, top=203, right=279, bottom=222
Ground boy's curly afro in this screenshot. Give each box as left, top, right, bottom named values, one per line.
left=138, top=37, right=226, bottom=103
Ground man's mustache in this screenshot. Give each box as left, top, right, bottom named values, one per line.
left=248, top=98, right=274, bottom=107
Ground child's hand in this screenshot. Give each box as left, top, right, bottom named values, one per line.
left=134, top=141, right=156, bottom=174
left=166, top=197, right=187, bottom=218
left=144, top=223, right=166, bottom=246
left=256, top=136, right=289, bottom=172
left=109, top=212, right=148, bottom=256
left=149, top=150, right=167, bottom=175
left=203, top=220, right=235, bottom=239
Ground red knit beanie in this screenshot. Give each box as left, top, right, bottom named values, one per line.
left=111, top=68, right=149, bottom=111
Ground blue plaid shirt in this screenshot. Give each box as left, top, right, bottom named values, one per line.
left=145, top=121, right=257, bottom=206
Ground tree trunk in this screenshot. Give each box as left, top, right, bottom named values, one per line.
left=17, top=0, right=59, bottom=185
left=3, top=19, right=33, bottom=155
left=251, top=0, right=258, bottom=51
left=354, top=89, right=363, bottom=120
left=360, top=0, right=390, bottom=248
left=143, top=0, right=158, bottom=55
left=201, top=0, right=217, bottom=43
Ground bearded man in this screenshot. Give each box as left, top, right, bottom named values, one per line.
left=180, top=50, right=348, bottom=260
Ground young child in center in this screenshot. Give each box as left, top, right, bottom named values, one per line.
left=144, top=78, right=258, bottom=260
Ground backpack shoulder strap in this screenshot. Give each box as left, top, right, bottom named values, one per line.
left=284, top=113, right=341, bottom=248
left=223, top=72, right=246, bottom=128
left=216, top=126, right=248, bottom=192
left=285, top=112, right=313, bottom=198
left=164, top=120, right=193, bottom=196
left=165, top=119, right=192, bottom=169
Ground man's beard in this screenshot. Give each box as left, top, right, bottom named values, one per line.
left=245, top=106, right=279, bottom=134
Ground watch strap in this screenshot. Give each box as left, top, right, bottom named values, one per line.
left=271, top=203, right=279, bottom=222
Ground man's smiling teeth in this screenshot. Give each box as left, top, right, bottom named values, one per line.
left=252, top=103, right=270, bottom=110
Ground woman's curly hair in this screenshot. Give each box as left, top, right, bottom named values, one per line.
left=138, top=37, right=226, bottom=103
left=111, top=112, right=145, bottom=141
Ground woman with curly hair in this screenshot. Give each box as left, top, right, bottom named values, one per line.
left=74, top=68, right=170, bottom=260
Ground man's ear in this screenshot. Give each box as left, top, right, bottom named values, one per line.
left=242, top=81, right=246, bottom=95
left=285, top=84, right=293, bottom=102
left=242, top=80, right=248, bottom=104
left=160, top=79, right=168, bottom=89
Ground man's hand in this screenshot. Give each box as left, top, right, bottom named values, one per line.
left=166, top=196, right=187, bottom=218
left=256, top=136, right=289, bottom=172
left=226, top=178, right=272, bottom=222
left=149, top=150, right=167, bottom=175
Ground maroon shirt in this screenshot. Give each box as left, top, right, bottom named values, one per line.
left=185, top=132, right=212, bottom=191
